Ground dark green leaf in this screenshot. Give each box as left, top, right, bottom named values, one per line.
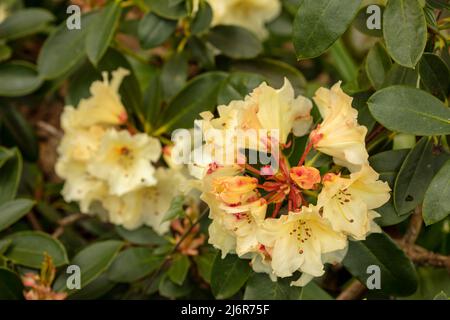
left=353, top=5, right=384, bottom=37
left=206, top=25, right=262, bottom=59
left=168, top=254, right=190, bottom=285
left=0, top=147, right=22, bottom=204
left=138, top=13, right=177, bottom=49
left=293, top=0, right=362, bottom=59
left=0, top=8, right=54, bottom=40
left=156, top=71, right=228, bottom=133
left=301, top=281, right=333, bottom=300
left=116, top=225, right=168, bottom=246
left=108, top=247, right=163, bottom=283
left=0, top=61, right=43, bottom=96
left=244, top=273, right=302, bottom=300
left=193, top=250, right=217, bottom=284
left=86, top=1, right=122, bottom=65
left=368, top=86, right=450, bottom=136
left=158, top=275, right=192, bottom=298
left=191, top=0, right=213, bottom=34
left=383, top=0, right=427, bottom=68
left=381, top=64, right=418, bottom=88
left=54, top=240, right=123, bottom=292
left=394, top=137, right=445, bottom=214
left=161, top=53, right=188, bottom=100
left=0, top=43, right=12, bottom=62
left=5, top=231, right=68, bottom=268
left=366, top=42, right=392, bottom=90
left=69, top=274, right=116, bottom=300
left=343, top=232, right=418, bottom=296
left=218, top=72, right=265, bottom=105
left=418, top=53, right=449, bottom=101
left=423, top=160, right=450, bottom=225
left=0, top=268, right=24, bottom=300
left=211, top=254, right=252, bottom=299
left=0, top=199, right=34, bottom=232
left=145, top=0, right=187, bottom=19
left=162, top=195, right=185, bottom=223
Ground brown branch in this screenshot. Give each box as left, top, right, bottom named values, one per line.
left=402, top=206, right=423, bottom=245
left=336, top=280, right=367, bottom=300
left=52, top=213, right=85, bottom=238
left=398, top=243, right=450, bottom=273
left=27, top=212, right=43, bottom=231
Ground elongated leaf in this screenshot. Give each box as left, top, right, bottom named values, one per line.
left=193, top=250, right=217, bottom=284
left=0, top=8, right=54, bottom=40
left=0, top=268, right=24, bottom=300
left=293, top=0, right=362, bottom=59
left=206, top=25, right=262, bottom=59
left=156, top=72, right=228, bottom=133
left=116, top=226, right=168, bottom=246
left=108, top=247, right=163, bottom=283
left=54, top=240, right=123, bottom=292
left=343, top=232, right=418, bottom=296
left=0, top=61, right=43, bottom=97
left=368, top=86, right=450, bottom=136
left=38, top=13, right=96, bottom=79
left=168, top=254, right=190, bottom=285
left=144, top=0, right=187, bottom=19
left=366, top=42, right=392, bottom=90
left=191, top=0, right=213, bottom=34
left=0, top=199, right=34, bottom=232
left=86, top=1, right=122, bottom=65
left=4, top=231, right=68, bottom=268
left=218, top=72, right=266, bottom=105
left=69, top=274, right=116, bottom=300
left=383, top=0, right=427, bottom=68
left=0, top=147, right=22, bottom=204
left=161, top=53, right=188, bottom=100
left=210, top=254, right=251, bottom=299
left=423, top=160, right=450, bottom=225
left=418, top=53, right=450, bottom=101
left=394, top=137, right=447, bottom=215
left=244, top=273, right=302, bottom=300
left=138, top=13, right=177, bottom=49
left=301, top=281, right=333, bottom=300
left=162, top=195, right=185, bottom=223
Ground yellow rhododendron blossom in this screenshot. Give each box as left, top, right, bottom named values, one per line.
left=88, top=129, right=161, bottom=196
left=310, top=82, right=368, bottom=171
left=258, top=206, right=347, bottom=286
left=317, top=165, right=390, bottom=240
left=61, top=68, right=129, bottom=131
left=207, top=0, right=281, bottom=39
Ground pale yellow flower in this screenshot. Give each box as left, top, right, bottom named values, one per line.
left=208, top=219, right=237, bottom=258
left=61, top=68, right=129, bottom=131
left=88, top=129, right=161, bottom=196
left=208, top=0, right=281, bottom=39
left=317, top=165, right=390, bottom=240
left=310, top=82, right=368, bottom=171
left=258, top=206, right=347, bottom=286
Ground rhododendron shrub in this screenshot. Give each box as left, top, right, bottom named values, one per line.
left=0, top=0, right=449, bottom=301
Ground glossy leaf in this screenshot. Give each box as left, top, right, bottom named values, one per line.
left=0, top=268, right=24, bottom=300
left=167, top=254, right=190, bottom=285
left=210, top=254, right=251, bottom=299
left=0, top=61, right=43, bottom=97
left=423, top=160, right=450, bottom=225
left=368, top=86, right=450, bottom=136
left=293, top=0, right=362, bottom=59
left=0, top=199, right=34, bottom=232
left=418, top=53, right=450, bottom=101
left=244, top=273, right=302, bottom=300
left=366, top=43, right=392, bottom=90
left=138, top=13, right=177, bottom=49
left=0, top=8, right=54, bottom=40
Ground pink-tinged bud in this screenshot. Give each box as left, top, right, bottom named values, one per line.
left=118, top=111, right=128, bottom=124
left=310, top=127, right=323, bottom=146
left=260, top=165, right=274, bottom=176
left=212, top=176, right=258, bottom=205
left=322, top=172, right=338, bottom=184
left=290, top=166, right=321, bottom=190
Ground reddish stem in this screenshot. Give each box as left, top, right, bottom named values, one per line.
left=298, top=141, right=313, bottom=167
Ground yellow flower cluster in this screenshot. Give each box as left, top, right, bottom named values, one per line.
left=56, top=68, right=185, bottom=233
left=188, top=80, right=391, bottom=286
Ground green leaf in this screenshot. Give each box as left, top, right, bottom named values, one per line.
left=244, top=273, right=302, bottom=300
left=108, top=247, right=164, bottom=283
left=38, top=13, right=96, bottom=79
left=210, top=254, right=252, bottom=299
left=328, top=39, right=357, bottom=83
left=368, top=86, right=450, bottom=136
left=0, top=8, right=54, bottom=40
left=206, top=25, right=262, bottom=59
left=193, top=250, right=217, bottom=284
left=138, top=13, right=177, bottom=49
left=0, top=105, right=39, bottom=161
left=0, top=61, right=43, bottom=96
left=301, top=281, right=333, bottom=300
left=158, top=274, right=192, bottom=298
left=353, top=5, right=384, bottom=37
left=168, top=254, right=190, bottom=285
left=161, top=52, right=188, bottom=100
left=145, top=0, right=188, bottom=19
left=293, top=0, right=362, bottom=59
left=142, top=72, right=162, bottom=129
left=366, top=42, right=392, bottom=90
left=232, top=58, right=306, bottom=93
left=381, top=64, right=418, bottom=88
left=405, top=267, right=450, bottom=299
left=394, top=137, right=445, bottom=215
left=191, top=0, right=213, bottom=34
left=0, top=239, right=11, bottom=255
left=4, top=231, right=68, bottom=268
left=423, top=160, right=450, bottom=225
left=86, top=1, right=122, bottom=65
left=383, top=0, right=427, bottom=68
left=69, top=274, right=116, bottom=300
left=162, top=195, right=185, bottom=223
left=54, top=240, right=123, bottom=292
left=156, top=71, right=228, bottom=133
left=0, top=147, right=22, bottom=204
left=343, top=232, right=418, bottom=296
left=0, top=43, right=12, bottom=62
left=0, top=199, right=34, bottom=232
left=65, top=62, right=100, bottom=107
left=116, top=226, right=168, bottom=246
left=418, top=53, right=450, bottom=101
left=0, top=268, right=24, bottom=300
left=217, top=72, right=266, bottom=105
